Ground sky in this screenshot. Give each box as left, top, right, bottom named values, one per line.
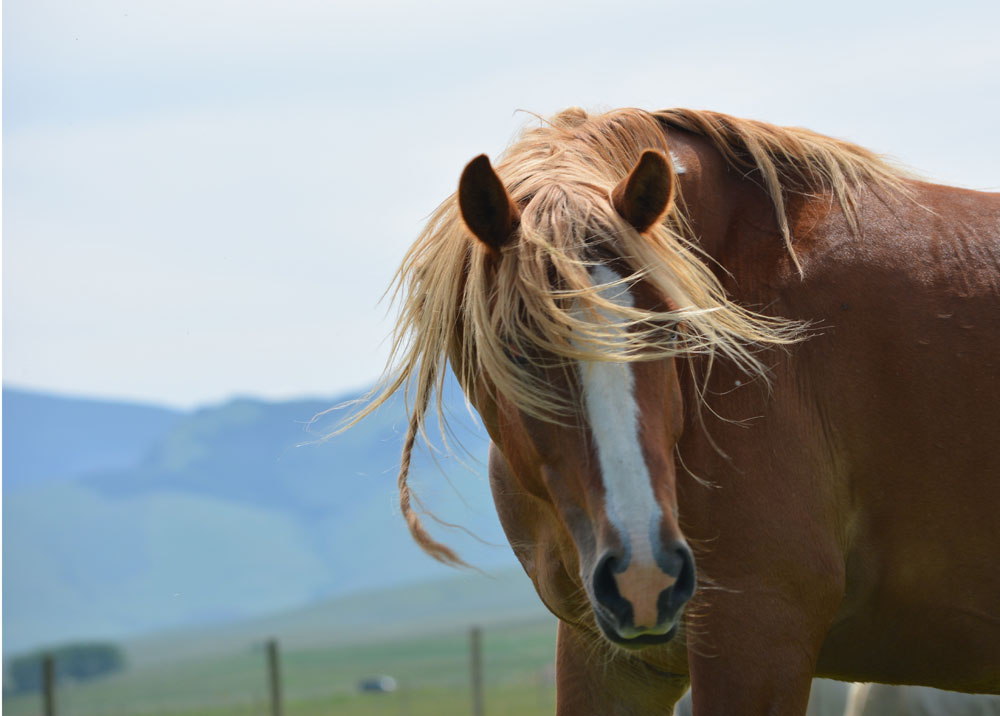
left=4, top=0, right=999, bottom=408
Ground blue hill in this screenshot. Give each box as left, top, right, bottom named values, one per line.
left=2, top=384, right=513, bottom=656
left=2, top=387, right=184, bottom=491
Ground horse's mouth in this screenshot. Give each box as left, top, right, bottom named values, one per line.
left=595, top=612, right=679, bottom=650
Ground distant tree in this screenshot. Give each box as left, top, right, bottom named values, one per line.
left=6, top=642, right=126, bottom=693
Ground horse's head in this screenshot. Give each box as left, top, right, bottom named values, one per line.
left=458, top=148, right=696, bottom=648
left=372, top=109, right=799, bottom=652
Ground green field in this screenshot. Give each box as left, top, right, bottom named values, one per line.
left=3, top=619, right=559, bottom=716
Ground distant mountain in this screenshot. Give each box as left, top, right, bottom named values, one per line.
left=83, top=393, right=409, bottom=516
left=123, top=566, right=548, bottom=668
left=2, top=384, right=514, bottom=656
left=2, top=387, right=184, bottom=491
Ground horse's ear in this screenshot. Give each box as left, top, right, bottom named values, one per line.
left=611, top=149, right=675, bottom=234
left=458, top=154, right=520, bottom=252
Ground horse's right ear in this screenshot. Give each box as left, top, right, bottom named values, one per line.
left=612, top=149, right=675, bottom=234
left=458, top=154, right=520, bottom=252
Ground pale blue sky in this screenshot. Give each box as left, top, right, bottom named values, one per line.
left=4, top=0, right=999, bottom=407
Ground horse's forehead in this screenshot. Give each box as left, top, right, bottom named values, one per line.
left=586, top=263, right=631, bottom=296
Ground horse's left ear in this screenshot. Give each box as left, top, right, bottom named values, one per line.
left=458, top=154, right=520, bottom=252
left=611, top=149, right=676, bottom=234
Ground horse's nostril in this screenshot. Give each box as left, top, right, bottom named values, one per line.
left=592, top=553, right=620, bottom=604
left=591, top=544, right=695, bottom=638
left=666, top=542, right=696, bottom=610
left=592, top=552, right=631, bottom=623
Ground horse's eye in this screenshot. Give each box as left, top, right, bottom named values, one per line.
left=504, top=342, right=531, bottom=366
left=642, top=320, right=681, bottom=344
left=657, top=320, right=682, bottom=344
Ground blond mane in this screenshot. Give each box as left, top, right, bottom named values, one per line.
left=351, top=107, right=910, bottom=566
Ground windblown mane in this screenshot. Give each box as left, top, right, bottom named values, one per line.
left=350, top=107, right=910, bottom=566
left=656, top=108, right=910, bottom=271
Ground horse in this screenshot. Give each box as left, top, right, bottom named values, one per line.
left=358, top=107, right=1000, bottom=714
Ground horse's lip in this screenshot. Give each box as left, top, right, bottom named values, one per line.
left=594, top=613, right=679, bottom=650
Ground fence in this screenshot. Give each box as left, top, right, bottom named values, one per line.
left=1, top=619, right=558, bottom=716
left=10, top=629, right=1000, bottom=716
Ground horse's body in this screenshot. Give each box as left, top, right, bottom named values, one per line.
left=367, top=108, right=1000, bottom=714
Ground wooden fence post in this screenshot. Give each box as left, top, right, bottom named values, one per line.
left=469, top=626, right=484, bottom=716
left=42, top=653, right=56, bottom=716
left=266, top=639, right=283, bottom=716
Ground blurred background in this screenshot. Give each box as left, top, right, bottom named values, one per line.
left=3, top=0, right=999, bottom=713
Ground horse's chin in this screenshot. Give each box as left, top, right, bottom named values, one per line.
left=595, top=614, right=679, bottom=650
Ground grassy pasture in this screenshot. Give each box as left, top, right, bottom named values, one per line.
left=2, top=619, right=558, bottom=716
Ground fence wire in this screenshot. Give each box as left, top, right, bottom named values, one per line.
left=2, top=619, right=559, bottom=716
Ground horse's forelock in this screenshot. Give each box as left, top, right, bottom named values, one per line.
left=376, top=105, right=804, bottom=428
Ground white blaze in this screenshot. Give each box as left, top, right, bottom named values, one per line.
left=574, top=265, right=662, bottom=569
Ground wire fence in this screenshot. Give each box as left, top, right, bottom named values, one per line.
left=7, top=625, right=1000, bottom=716
left=2, top=619, right=559, bottom=716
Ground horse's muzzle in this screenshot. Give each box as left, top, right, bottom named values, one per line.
left=590, top=540, right=696, bottom=647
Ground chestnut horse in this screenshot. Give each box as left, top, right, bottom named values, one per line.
left=361, top=108, right=1000, bottom=714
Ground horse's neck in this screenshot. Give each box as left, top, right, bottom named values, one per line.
left=664, top=126, right=824, bottom=300
left=665, top=128, right=780, bottom=268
